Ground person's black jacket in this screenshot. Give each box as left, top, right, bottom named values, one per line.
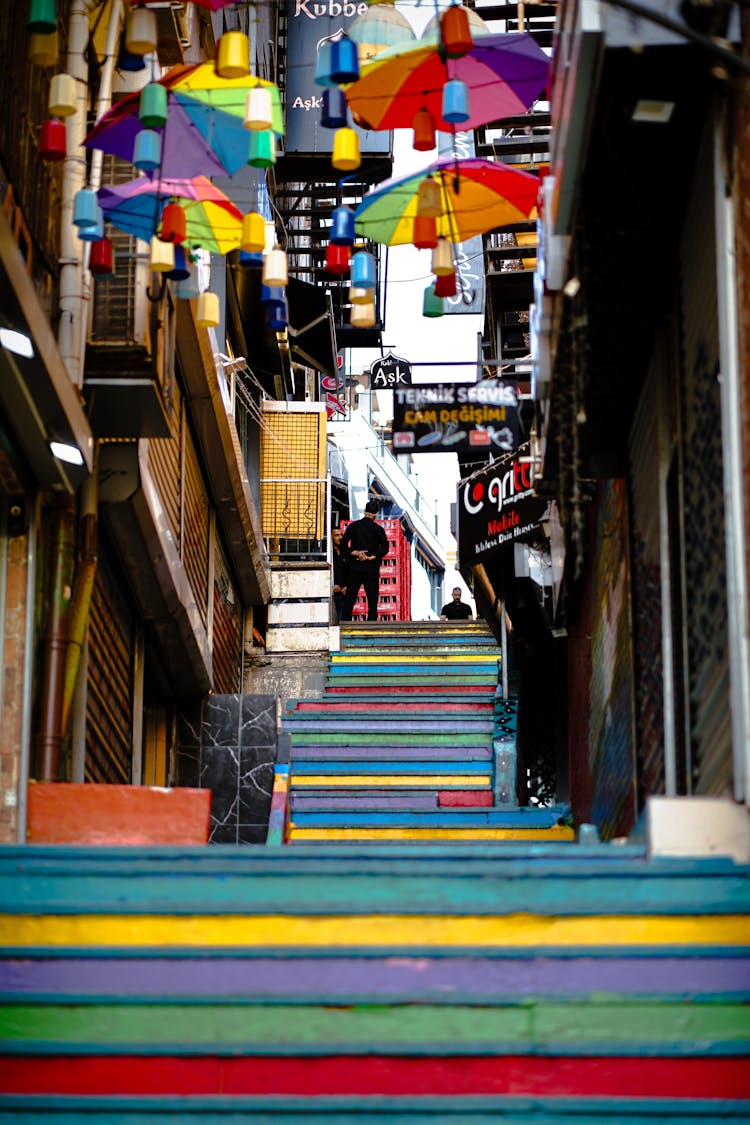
left=341, top=517, right=389, bottom=574
left=441, top=600, right=473, bottom=619
left=333, top=543, right=350, bottom=589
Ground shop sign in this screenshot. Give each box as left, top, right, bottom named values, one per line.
left=321, top=363, right=346, bottom=419
left=457, top=446, right=547, bottom=562
left=392, top=381, right=518, bottom=454
left=369, top=352, right=412, bottom=388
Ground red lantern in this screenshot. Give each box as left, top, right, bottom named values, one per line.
left=433, top=271, right=457, bottom=298
left=160, top=202, right=186, bottom=244
left=89, top=237, right=114, bottom=277
left=413, top=108, right=435, bottom=153
left=39, top=118, right=66, bottom=161
left=441, top=5, right=473, bottom=57
left=324, top=241, right=351, bottom=275
left=413, top=215, right=438, bottom=250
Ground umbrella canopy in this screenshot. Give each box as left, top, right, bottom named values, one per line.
left=85, top=64, right=283, bottom=180
left=130, top=0, right=236, bottom=10
left=98, top=175, right=243, bottom=254
left=348, top=5, right=417, bottom=62
left=344, top=32, right=549, bottom=134
left=353, top=157, right=541, bottom=245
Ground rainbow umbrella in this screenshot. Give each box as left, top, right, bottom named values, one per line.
left=344, top=32, right=549, bottom=134
left=98, top=175, right=243, bottom=254
left=353, top=157, right=541, bottom=245
left=131, top=0, right=235, bottom=10
left=85, top=64, right=283, bottom=180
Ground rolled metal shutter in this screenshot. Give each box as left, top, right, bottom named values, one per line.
left=212, top=538, right=243, bottom=694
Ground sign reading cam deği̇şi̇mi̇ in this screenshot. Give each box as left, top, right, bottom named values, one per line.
left=392, top=381, right=519, bottom=454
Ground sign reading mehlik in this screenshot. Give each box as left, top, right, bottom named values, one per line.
left=392, top=381, right=519, bottom=454
left=457, top=445, right=547, bottom=562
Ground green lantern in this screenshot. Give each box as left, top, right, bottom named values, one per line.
left=248, top=130, right=276, bottom=169
left=29, top=0, right=57, bottom=34
left=139, top=83, right=167, bottom=129
left=423, top=284, right=444, bottom=318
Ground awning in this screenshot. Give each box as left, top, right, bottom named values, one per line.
left=227, top=261, right=338, bottom=395
left=0, top=208, right=94, bottom=491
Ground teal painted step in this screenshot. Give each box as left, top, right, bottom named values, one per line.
left=287, top=808, right=571, bottom=829
left=283, top=717, right=494, bottom=733
left=290, top=760, right=491, bottom=775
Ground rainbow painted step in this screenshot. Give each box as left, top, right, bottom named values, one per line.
left=0, top=844, right=748, bottom=1118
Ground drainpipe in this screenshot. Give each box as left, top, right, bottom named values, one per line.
left=60, top=449, right=99, bottom=737
left=36, top=495, right=77, bottom=781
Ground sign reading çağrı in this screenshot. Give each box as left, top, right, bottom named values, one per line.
left=457, top=445, right=548, bottom=563
left=392, top=381, right=519, bottom=454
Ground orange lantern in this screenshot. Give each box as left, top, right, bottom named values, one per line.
left=441, top=5, right=473, bottom=57
left=413, top=108, right=435, bottom=152
left=412, top=215, right=438, bottom=250
left=159, top=202, right=186, bottom=244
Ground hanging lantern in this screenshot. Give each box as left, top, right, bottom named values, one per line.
left=412, top=108, right=436, bottom=152
left=442, top=78, right=470, bottom=124
left=196, top=291, right=220, bottom=328
left=331, top=206, right=355, bottom=246
left=261, top=284, right=286, bottom=306
left=325, top=242, right=351, bottom=275
left=39, top=118, right=66, bottom=161
left=266, top=293, right=289, bottom=331
left=332, top=127, right=360, bottom=172
left=441, top=4, right=473, bottom=57
left=78, top=206, right=104, bottom=242
left=48, top=73, right=76, bottom=117
left=239, top=250, right=263, bottom=267
left=349, top=285, right=373, bottom=305
left=149, top=236, right=174, bottom=273
left=329, top=35, right=359, bottom=84
left=89, top=237, right=114, bottom=278
left=262, top=246, right=288, bottom=287
left=72, top=187, right=98, bottom=228
left=321, top=87, right=348, bottom=130
left=174, top=264, right=200, bottom=300
left=116, top=31, right=147, bottom=73
left=413, top=215, right=438, bottom=250
left=28, top=0, right=57, bottom=34
left=139, top=82, right=167, bottom=128
left=417, top=177, right=442, bottom=219
left=244, top=85, right=273, bottom=131
left=432, top=238, right=454, bottom=276
left=241, top=211, right=266, bottom=254
left=350, top=301, right=376, bottom=328
left=165, top=245, right=190, bottom=281
left=216, top=30, right=249, bottom=79
left=350, top=250, right=375, bottom=289
left=133, top=128, right=161, bottom=171
left=160, top=202, right=186, bottom=244
left=434, top=271, right=457, bottom=298
left=423, top=284, right=444, bottom=317
left=125, top=6, right=157, bottom=55
left=29, top=30, right=58, bottom=67
left=248, top=130, right=275, bottom=168
left=315, top=38, right=337, bottom=87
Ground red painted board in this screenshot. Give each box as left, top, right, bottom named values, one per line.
left=26, top=783, right=211, bottom=845
left=2, top=1055, right=749, bottom=1099
left=438, top=790, right=494, bottom=807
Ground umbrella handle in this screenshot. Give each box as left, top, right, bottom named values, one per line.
left=146, top=276, right=167, bottom=302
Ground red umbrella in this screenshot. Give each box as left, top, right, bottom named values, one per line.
left=129, top=0, right=235, bottom=9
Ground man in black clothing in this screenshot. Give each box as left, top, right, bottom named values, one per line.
left=441, top=587, right=474, bottom=620
left=331, top=526, right=350, bottom=624
left=340, top=500, right=389, bottom=622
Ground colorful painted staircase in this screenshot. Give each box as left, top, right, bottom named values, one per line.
left=281, top=621, right=574, bottom=844
left=0, top=844, right=748, bottom=1118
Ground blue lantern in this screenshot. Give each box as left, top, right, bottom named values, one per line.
left=266, top=294, right=288, bottom=330
left=73, top=187, right=98, bottom=228
left=78, top=206, right=104, bottom=242
left=350, top=250, right=375, bottom=290
left=442, top=79, right=470, bottom=124
left=321, top=88, right=348, bottom=130
left=314, top=38, right=337, bottom=87
left=330, top=36, right=359, bottom=84
left=239, top=250, right=263, bottom=267
left=331, top=206, right=355, bottom=246
left=165, top=245, right=190, bottom=281
left=133, top=129, right=161, bottom=172
left=174, top=265, right=200, bottom=300
left=261, top=285, right=286, bottom=305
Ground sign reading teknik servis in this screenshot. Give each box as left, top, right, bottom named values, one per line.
left=457, top=445, right=548, bottom=562
left=392, top=381, right=519, bottom=454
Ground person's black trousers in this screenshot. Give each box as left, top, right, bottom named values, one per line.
left=341, top=572, right=380, bottom=621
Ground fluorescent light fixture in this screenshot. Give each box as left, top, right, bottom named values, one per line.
left=631, top=100, right=675, bottom=124
left=0, top=327, right=33, bottom=358
left=49, top=441, right=84, bottom=466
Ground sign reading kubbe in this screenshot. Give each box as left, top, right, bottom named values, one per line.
left=392, top=381, right=519, bottom=454
left=458, top=445, right=548, bottom=563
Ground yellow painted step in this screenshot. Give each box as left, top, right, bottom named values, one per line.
left=291, top=774, right=491, bottom=788
left=287, top=825, right=577, bottom=842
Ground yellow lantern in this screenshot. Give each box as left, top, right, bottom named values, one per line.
left=350, top=301, right=376, bottom=328
left=262, top=246, right=288, bottom=287
left=241, top=212, right=266, bottom=254
left=196, top=291, right=220, bottom=328
left=216, top=31, right=250, bottom=79
left=244, top=86, right=274, bottom=131
left=417, top=177, right=442, bottom=219
left=332, top=127, right=361, bottom=172
left=349, top=286, right=373, bottom=305
left=49, top=73, right=76, bottom=117
left=29, top=30, right=59, bottom=67
left=125, top=7, right=157, bottom=55
left=149, top=236, right=174, bottom=273
left=431, top=238, right=454, bottom=277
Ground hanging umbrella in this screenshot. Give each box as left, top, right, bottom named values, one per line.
left=85, top=63, right=284, bottom=180
left=98, top=175, right=243, bottom=254
left=348, top=5, right=417, bottom=63
left=130, top=0, right=236, bottom=10
left=353, top=157, right=540, bottom=245
left=343, top=32, right=549, bottom=134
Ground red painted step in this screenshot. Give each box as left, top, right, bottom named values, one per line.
left=438, top=790, right=494, bottom=807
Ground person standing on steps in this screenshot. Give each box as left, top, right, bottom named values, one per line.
left=441, top=587, right=474, bottom=620
left=331, top=526, right=350, bottom=624
left=340, top=500, right=389, bottom=622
